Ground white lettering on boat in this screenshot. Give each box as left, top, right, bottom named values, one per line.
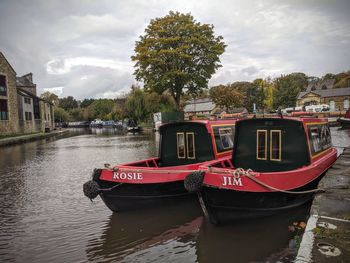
left=222, top=176, right=243, bottom=186
left=113, top=172, right=143, bottom=180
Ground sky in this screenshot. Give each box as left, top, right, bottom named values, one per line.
left=0, top=0, right=349, bottom=99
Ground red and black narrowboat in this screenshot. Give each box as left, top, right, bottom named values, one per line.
left=185, top=117, right=337, bottom=224
left=83, top=120, right=237, bottom=212
left=337, top=109, right=350, bottom=129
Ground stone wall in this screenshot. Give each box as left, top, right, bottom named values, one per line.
left=40, top=101, right=54, bottom=132
left=322, top=96, right=350, bottom=111
left=0, top=53, right=19, bottom=135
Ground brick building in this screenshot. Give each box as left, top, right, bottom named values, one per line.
left=296, top=78, right=350, bottom=111
left=0, top=52, right=54, bottom=136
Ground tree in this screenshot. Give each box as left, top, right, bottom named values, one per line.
left=88, top=99, right=115, bottom=120
left=59, top=96, right=78, bottom=110
left=80, top=98, right=96, bottom=108
left=125, top=88, right=146, bottom=121
left=209, top=84, right=244, bottom=112
left=40, top=91, right=59, bottom=105
left=132, top=11, right=226, bottom=110
left=273, top=73, right=308, bottom=109
left=54, top=107, right=69, bottom=122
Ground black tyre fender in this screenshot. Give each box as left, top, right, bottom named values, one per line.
left=184, top=171, right=205, bottom=193
left=83, top=180, right=100, bottom=200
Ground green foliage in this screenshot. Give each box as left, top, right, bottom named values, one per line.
left=209, top=84, right=244, bottom=111
left=40, top=91, right=59, bottom=105
left=80, top=98, right=96, bottom=108
left=88, top=99, right=116, bottom=120
left=69, top=108, right=84, bottom=121
left=273, top=73, right=308, bottom=109
left=54, top=107, right=69, bottom=122
left=125, top=88, right=146, bottom=120
left=334, top=71, right=350, bottom=88
left=132, top=11, right=226, bottom=110
left=59, top=96, right=78, bottom=110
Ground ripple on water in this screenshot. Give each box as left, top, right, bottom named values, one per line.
left=0, top=129, right=348, bottom=262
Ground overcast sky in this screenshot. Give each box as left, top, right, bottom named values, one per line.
left=0, top=0, right=349, bottom=99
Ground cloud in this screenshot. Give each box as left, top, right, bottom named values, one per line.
left=46, top=57, right=133, bottom=75
left=0, top=0, right=349, bottom=99
left=43, top=86, right=64, bottom=96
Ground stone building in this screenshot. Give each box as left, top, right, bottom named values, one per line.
left=296, top=78, right=350, bottom=111
left=183, top=98, right=216, bottom=119
left=0, top=52, right=19, bottom=135
left=0, top=52, right=54, bottom=135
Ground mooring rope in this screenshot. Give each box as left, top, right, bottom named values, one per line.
left=103, top=163, right=325, bottom=194
left=220, top=167, right=325, bottom=195
left=103, top=163, right=200, bottom=174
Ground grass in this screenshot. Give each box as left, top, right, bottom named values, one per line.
left=0, top=132, right=41, bottom=140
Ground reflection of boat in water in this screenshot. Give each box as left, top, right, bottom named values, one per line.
left=126, top=119, right=140, bottom=133
left=86, top=200, right=202, bottom=262
left=337, top=109, right=350, bottom=129
left=83, top=120, right=237, bottom=212
left=196, top=203, right=311, bottom=263
left=187, top=117, right=337, bottom=224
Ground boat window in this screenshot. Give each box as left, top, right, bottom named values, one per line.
left=308, top=124, right=332, bottom=156
left=186, top=132, right=196, bottom=159
left=310, top=127, right=321, bottom=153
left=270, top=130, right=282, bottom=161
left=219, top=128, right=234, bottom=149
left=256, top=130, right=267, bottom=160
left=177, top=133, right=186, bottom=158
left=212, top=125, right=235, bottom=154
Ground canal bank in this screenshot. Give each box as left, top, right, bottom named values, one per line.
left=0, top=129, right=69, bottom=147
left=296, top=147, right=350, bottom=262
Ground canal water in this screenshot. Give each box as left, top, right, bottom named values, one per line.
left=0, top=128, right=349, bottom=263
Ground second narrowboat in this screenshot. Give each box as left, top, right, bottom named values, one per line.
left=185, top=117, right=337, bottom=224
left=83, top=119, right=237, bottom=212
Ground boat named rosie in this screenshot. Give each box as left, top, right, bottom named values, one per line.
left=184, top=117, right=337, bottom=224
left=83, top=119, right=237, bottom=212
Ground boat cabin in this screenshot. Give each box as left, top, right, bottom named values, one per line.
left=232, top=117, right=332, bottom=172
left=158, top=120, right=236, bottom=166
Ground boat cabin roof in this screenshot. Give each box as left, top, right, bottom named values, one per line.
left=232, top=117, right=332, bottom=172
left=158, top=120, right=237, bottom=166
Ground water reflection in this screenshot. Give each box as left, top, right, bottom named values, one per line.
left=86, top=200, right=202, bottom=263
left=0, top=127, right=348, bottom=262
left=196, top=203, right=311, bottom=263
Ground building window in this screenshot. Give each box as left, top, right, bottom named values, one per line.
left=256, top=130, right=267, bottom=160
left=24, top=97, right=31, bottom=104
left=0, top=75, right=7, bottom=96
left=270, top=130, right=282, bottom=161
left=344, top=99, right=349, bottom=109
left=25, top=112, right=32, bottom=121
left=177, top=133, right=185, bottom=159
left=329, top=100, right=335, bottom=111
left=186, top=132, right=196, bottom=159
left=0, top=99, right=9, bottom=120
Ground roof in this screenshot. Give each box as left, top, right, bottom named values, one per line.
left=16, top=73, right=35, bottom=87
left=17, top=87, right=53, bottom=105
left=184, top=99, right=215, bottom=113
left=159, top=119, right=237, bottom=133
left=297, top=87, right=350, bottom=99
left=0, top=52, right=16, bottom=75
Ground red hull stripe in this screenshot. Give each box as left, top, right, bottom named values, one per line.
left=201, top=148, right=337, bottom=192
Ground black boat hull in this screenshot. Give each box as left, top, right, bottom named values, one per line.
left=200, top=178, right=321, bottom=224
left=96, top=179, right=195, bottom=212
left=338, top=117, right=350, bottom=129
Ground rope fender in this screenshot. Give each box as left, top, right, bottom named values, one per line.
left=184, top=171, right=205, bottom=193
